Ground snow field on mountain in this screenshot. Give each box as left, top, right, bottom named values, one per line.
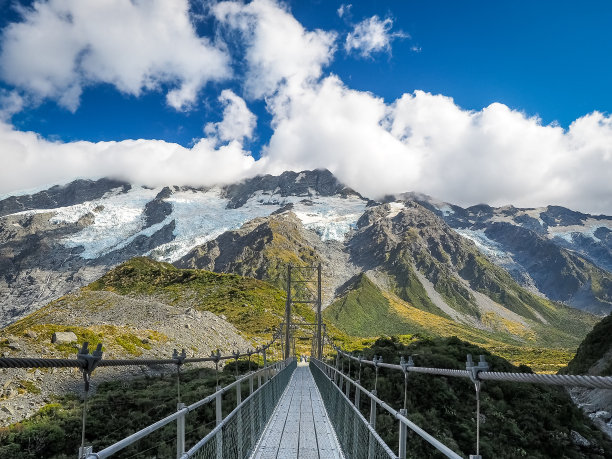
left=292, top=195, right=368, bottom=242
left=548, top=220, right=612, bottom=243
left=453, top=228, right=513, bottom=263
left=23, top=185, right=369, bottom=262
left=32, top=186, right=159, bottom=258
left=152, top=190, right=368, bottom=261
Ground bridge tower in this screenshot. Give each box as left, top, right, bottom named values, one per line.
left=283, top=263, right=323, bottom=360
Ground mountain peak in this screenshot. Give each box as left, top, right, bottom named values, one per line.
left=221, top=169, right=361, bottom=209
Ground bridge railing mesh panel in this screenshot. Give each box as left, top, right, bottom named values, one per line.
left=189, top=359, right=296, bottom=459
left=310, top=360, right=395, bottom=459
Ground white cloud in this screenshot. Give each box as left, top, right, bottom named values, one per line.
left=1, top=0, right=611, bottom=216
left=0, top=90, right=24, bottom=121
left=0, top=0, right=230, bottom=111
left=263, top=75, right=422, bottom=191
left=345, top=15, right=406, bottom=58
left=261, top=79, right=612, bottom=214
left=213, top=0, right=336, bottom=99
left=0, top=121, right=260, bottom=194
left=204, top=89, right=257, bottom=143
left=337, top=4, right=352, bottom=18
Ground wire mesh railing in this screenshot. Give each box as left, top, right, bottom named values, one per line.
left=83, top=358, right=296, bottom=459
left=183, top=358, right=296, bottom=459
left=310, top=359, right=401, bottom=459
left=327, top=339, right=612, bottom=459
left=312, top=357, right=464, bottom=459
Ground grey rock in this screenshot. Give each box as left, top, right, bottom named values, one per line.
left=51, top=331, right=78, bottom=344
left=593, top=411, right=612, bottom=422
left=222, top=169, right=361, bottom=209
left=143, top=187, right=173, bottom=227
left=571, top=430, right=591, bottom=448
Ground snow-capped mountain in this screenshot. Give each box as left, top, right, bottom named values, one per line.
left=1, top=169, right=611, bottom=329
left=404, top=194, right=612, bottom=313
left=0, top=170, right=367, bottom=324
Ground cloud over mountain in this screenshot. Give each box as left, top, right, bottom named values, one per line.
left=0, top=0, right=611, bottom=215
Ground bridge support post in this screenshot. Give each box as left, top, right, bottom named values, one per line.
left=343, top=378, right=350, bottom=451
left=368, top=390, right=377, bottom=459
left=398, top=408, right=407, bottom=459
left=334, top=353, right=340, bottom=385
left=236, top=383, right=243, bottom=459
left=215, top=392, right=223, bottom=459
left=353, top=384, right=360, bottom=458
left=176, top=403, right=186, bottom=459
left=467, top=354, right=488, bottom=459
left=249, top=374, right=256, bottom=450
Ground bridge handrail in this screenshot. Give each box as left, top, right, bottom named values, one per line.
left=334, top=347, right=612, bottom=389
left=181, top=358, right=297, bottom=458
left=85, top=359, right=292, bottom=459
left=312, top=358, right=462, bottom=459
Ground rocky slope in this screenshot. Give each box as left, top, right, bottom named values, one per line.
left=0, top=257, right=305, bottom=426
left=177, top=211, right=360, bottom=307
left=174, top=198, right=598, bottom=364
left=0, top=170, right=367, bottom=326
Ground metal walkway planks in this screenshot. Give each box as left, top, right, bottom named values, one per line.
left=252, top=362, right=343, bottom=459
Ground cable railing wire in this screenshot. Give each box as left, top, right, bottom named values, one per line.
left=332, top=343, right=612, bottom=389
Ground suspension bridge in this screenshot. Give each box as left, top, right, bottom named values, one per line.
left=1, top=264, right=612, bottom=458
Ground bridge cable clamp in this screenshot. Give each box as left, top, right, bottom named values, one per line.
left=466, top=354, right=489, bottom=386
left=173, top=349, right=187, bottom=366
left=77, top=342, right=103, bottom=392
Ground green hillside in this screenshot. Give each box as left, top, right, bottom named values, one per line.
left=562, top=313, right=612, bottom=376
left=324, top=273, right=595, bottom=373
left=87, top=256, right=315, bottom=337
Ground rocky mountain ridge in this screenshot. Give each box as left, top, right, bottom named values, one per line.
left=407, top=193, right=612, bottom=313
left=1, top=169, right=611, bottom=329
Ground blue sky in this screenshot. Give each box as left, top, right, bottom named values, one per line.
left=4, top=0, right=612, bottom=147
left=0, top=0, right=611, bottom=214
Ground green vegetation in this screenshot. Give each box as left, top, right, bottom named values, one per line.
left=324, top=273, right=592, bottom=372
left=562, top=313, right=612, bottom=376
left=87, top=257, right=315, bottom=338
left=0, top=363, right=263, bottom=458
left=338, top=337, right=612, bottom=458
left=17, top=380, right=41, bottom=395
left=389, top=249, right=449, bottom=316
left=3, top=321, right=166, bottom=357
left=324, top=274, right=409, bottom=337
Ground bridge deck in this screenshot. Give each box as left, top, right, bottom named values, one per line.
left=252, top=362, right=343, bottom=459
